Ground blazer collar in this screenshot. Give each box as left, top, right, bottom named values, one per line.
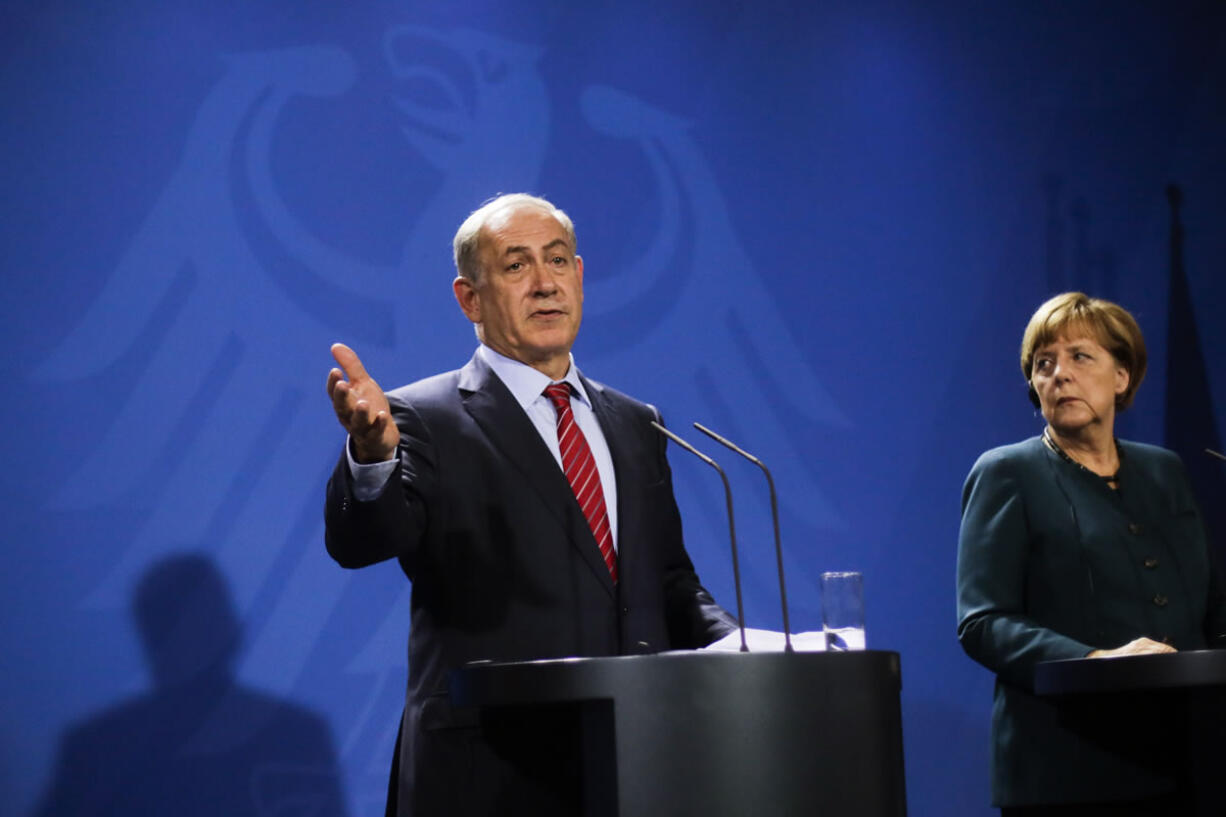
left=458, top=353, right=617, bottom=597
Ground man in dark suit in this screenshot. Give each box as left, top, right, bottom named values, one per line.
left=325, top=193, right=736, bottom=816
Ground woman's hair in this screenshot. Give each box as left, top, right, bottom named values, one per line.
left=1019, top=292, right=1147, bottom=410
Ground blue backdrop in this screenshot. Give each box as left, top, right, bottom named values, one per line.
left=4, top=2, right=1224, bottom=814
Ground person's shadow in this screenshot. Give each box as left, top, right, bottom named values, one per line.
left=34, top=552, right=348, bottom=816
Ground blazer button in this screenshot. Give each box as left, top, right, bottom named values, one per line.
left=1152, top=594, right=1169, bottom=607
left=1143, top=557, right=1159, bottom=569
left=1128, top=522, right=1142, bottom=535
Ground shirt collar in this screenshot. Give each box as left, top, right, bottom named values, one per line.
left=476, top=344, right=591, bottom=412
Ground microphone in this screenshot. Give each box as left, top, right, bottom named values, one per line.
left=650, top=421, right=748, bottom=652
left=693, top=423, right=793, bottom=652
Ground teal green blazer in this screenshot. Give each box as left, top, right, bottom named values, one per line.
left=957, top=436, right=1226, bottom=807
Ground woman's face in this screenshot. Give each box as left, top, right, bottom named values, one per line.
left=1030, top=331, right=1130, bottom=436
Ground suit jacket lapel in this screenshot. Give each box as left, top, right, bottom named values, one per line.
left=582, top=374, right=638, bottom=578
left=459, top=354, right=616, bottom=597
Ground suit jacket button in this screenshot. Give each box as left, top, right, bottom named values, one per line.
left=1152, top=594, right=1168, bottom=607
left=1143, top=557, right=1159, bottom=569
left=1128, top=522, right=1142, bottom=535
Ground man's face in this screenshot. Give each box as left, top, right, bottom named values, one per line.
left=454, top=205, right=584, bottom=379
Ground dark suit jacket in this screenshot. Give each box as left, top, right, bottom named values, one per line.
left=956, top=436, right=1226, bottom=807
left=325, top=352, right=736, bottom=816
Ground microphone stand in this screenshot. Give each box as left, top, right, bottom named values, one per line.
left=694, top=422, right=794, bottom=652
left=651, top=421, right=748, bottom=652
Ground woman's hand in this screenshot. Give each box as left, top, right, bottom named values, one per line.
left=1087, top=637, right=1176, bottom=658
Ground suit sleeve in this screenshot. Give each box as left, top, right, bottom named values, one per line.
left=324, top=393, right=436, bottom=574
left=1204, top=544, right=1226, bottom=647
left=1164, top=452, right=1226, bottom=647
left=956, top=452, right=1093, bottom=688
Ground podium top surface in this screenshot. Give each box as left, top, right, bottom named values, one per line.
left=1034, top=648, right=1226, bottom=696
left=450, top=649, right=901, bottom=708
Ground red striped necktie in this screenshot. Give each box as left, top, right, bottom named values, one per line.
left=544, top=383, right=618, bottom=583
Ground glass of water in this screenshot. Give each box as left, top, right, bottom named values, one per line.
left=821, top=571, right=866, bottom=651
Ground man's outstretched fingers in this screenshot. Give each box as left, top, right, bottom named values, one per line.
left=331, top=343, right=369, bottom=383
left=327, top=367, right=345, bottom=398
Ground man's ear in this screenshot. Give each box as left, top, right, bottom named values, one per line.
left=575, top=255, right=584, bottom=298
left=454, top=276, right=480, bottom=323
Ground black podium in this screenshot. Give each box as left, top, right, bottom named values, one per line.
left=1035, top=649, right=1226, bottom=815
left=1035, top=648, right=1226, bottom=695
left=450, top=650, right=906, bottom=817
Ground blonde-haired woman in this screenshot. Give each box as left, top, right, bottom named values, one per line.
left=957, top=292, right=1226, bottom=815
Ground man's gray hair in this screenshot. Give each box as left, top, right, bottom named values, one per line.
left=452, top=193, right=576, bottom=283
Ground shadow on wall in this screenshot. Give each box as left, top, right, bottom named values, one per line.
left=33, top=552, right=348, bottom=817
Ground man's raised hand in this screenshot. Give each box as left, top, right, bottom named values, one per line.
left=327, top=343, right=400, bottom=463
